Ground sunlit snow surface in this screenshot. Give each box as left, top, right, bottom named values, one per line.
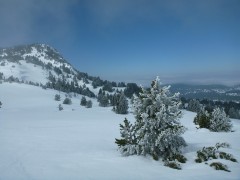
left=0, top=83, right=240, bottom=180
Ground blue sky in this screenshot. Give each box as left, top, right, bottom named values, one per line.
left=0, top=0, right=239, bottom=85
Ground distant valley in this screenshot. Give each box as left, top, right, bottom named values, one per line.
left=170, top=84, right=240, bottom=102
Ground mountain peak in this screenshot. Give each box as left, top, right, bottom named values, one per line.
left=0, top=43, right=67, bottom=64
left=0, top=43, right=73, bottom=86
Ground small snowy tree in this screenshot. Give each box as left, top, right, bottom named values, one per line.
left=115, top=118, right=137, bottom=155
left=209, top=107, right=232, bottom=132
left=80, top=96, right=87, bottom=106
left=115, top=93, right=128, bottom=114
left=63, top=97, right=72, bottom=105
left=55, top=94, right=61, bottom=101
left=194, top=106, right=210, bottom=129
left=0, top=101, right=2, bottom=108
left=116, top=77, right=186, bottom=161
left=58, top=104, right=63, bottom=111
left=99, top=95, right=109, bottom=107
left=86, top=100, right=92, bottom=108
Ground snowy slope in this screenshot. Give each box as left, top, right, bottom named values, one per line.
left=0, top=60, right=49, bottom=84
left=0, top=44, right=77, bottom=84
left=0, top=82, right=240, bottom=180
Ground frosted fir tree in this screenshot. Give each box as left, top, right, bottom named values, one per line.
left=99, top=94, right=109, bottom=107
left=209, top=107, right=232, bottom=132
left=194, top=106, right=210, bottom=129
left=116, top=93, right=129, bottom=114
left=116, top=77, right=186, bottom=161
left=115, top=118, right=137, bottom=155
left=187, top=99, right=201, bottom=113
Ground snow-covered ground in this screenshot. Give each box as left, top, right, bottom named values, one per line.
left=0, top=60, right=49, bottom=84
left=0, top=82, right=239, bottom=180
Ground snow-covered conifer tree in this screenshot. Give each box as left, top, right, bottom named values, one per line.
left=115, top=118, right=137, bottom=155
left=187, top=99, right=201, bottom=113
left=99, top=95, right=109, bottom=107
left=116, top=77, right=186, bottom=161
left=116, top=93, right=128, bottom=114
left=194, top=106, right=210, bottom=129
left=55, top=94, right=61, bottom=101
left=209, top=107, right=232, bottom=132
left=63, top=97, right=72, bottom=105
left=80, top=96, right=87, bottom=106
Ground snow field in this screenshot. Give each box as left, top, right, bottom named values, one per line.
left=0, top=60, right=48, bottom=84
left=0, top=82, right=240, bottom=179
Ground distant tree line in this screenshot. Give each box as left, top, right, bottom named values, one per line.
left=46, top=72, right=95, bottom=98
left=0, top=74, right=42, bottom=87
left=90, top=76, right=126, bottom=89
left=97, top=88, right=129, bottom=114
left=181, top=98, right=240, bottom=119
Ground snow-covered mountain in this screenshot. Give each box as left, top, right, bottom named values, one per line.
left=0, top=44, right=124, bottom=97
left=0, top=44, right=68, bottom=83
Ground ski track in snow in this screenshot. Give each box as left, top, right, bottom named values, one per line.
left=0, top=82, right=240, bottom=180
